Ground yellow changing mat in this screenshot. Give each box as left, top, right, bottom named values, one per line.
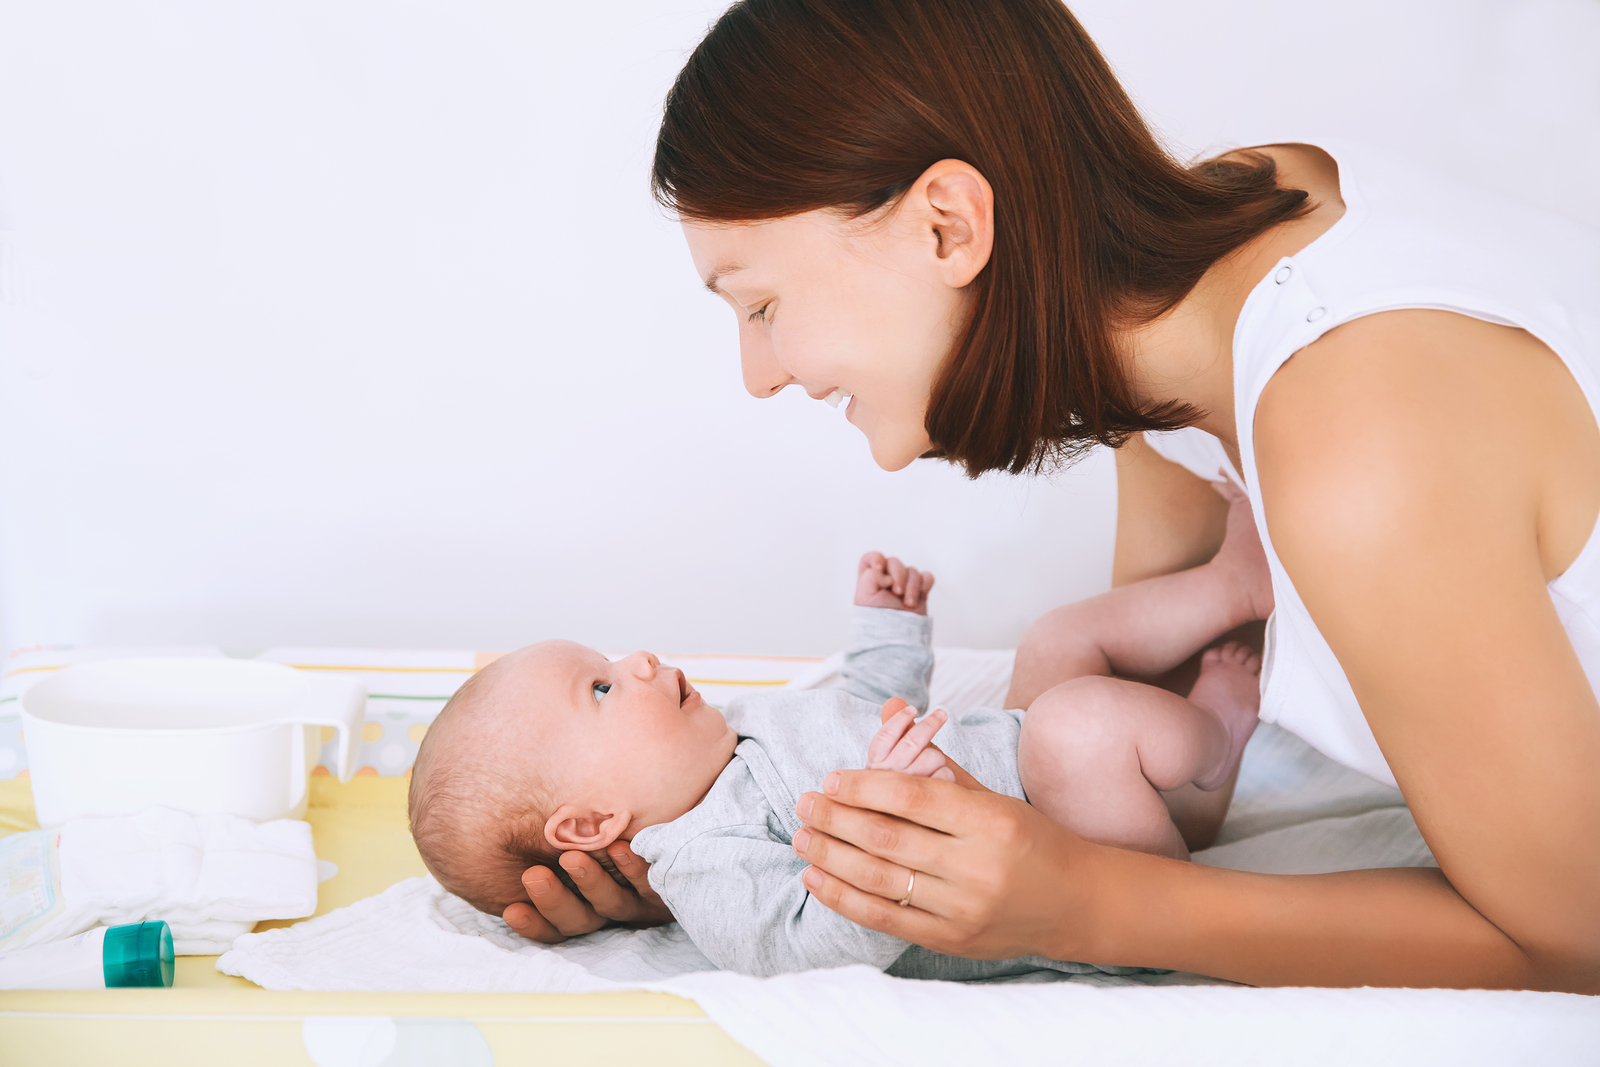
left=0, top=776, right=762, bottom=1066
left=0, top=647, right=804, bottom=1066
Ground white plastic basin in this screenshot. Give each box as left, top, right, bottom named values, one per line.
left=19, top=658, right=365, bottom=827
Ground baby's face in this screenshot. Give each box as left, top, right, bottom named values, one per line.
left=505, top=640, right=738, bottom=834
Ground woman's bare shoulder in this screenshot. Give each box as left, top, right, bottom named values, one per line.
left=1254, top=308, right=1599, bottom=578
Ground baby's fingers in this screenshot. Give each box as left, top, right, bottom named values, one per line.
left=879, top=707, right=949, bottom=772
left=878, top=697, right=910, bottom=726
left=902, top=568, right=923, bottom=608
left=905, top=746, right=950, bottom=780
left=886, top=556, right=908, bottom=595
left=866, top=706, right=917, bottom=767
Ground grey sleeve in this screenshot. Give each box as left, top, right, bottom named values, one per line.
left=651, top=824, right=910, bottom=977
left=836, top=606, right=934, bottom=712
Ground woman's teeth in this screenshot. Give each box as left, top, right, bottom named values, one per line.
left=824, top=389, right=849, bottom=408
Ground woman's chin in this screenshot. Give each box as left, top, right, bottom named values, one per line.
left=864, top=427, right=932, bottom=472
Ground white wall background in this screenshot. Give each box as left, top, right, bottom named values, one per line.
left=0, top=1, right=1595, bottom=657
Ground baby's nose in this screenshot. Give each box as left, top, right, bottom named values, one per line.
left=626, top=651, right=659, bottom=678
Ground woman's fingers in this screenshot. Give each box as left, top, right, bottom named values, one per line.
left=605, top=840, right=674, bottom=925
left=556, top=850, right=651, bottom=925
left=808, top=769, right=978, bottom=838
left=506, top=849, right=671, bottom=944
left=795, top=790, right=951, bottom=873
left=800, top=863, right=953, bottom=948
left=502, top=899, right=567, bottom=944
left=793, top=821, right=943, bottom=904
left=519, top=865, right=605, bottom=939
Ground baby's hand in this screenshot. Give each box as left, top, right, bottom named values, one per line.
left=866, top=703, right=956, bottom=781
left=854, top=551, right=935, bottom=614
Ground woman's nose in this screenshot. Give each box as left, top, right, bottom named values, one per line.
left=740, top=330, right=794, bottom=399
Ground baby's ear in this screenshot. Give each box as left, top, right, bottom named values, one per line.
left=544, top=804, right=630, bottom=851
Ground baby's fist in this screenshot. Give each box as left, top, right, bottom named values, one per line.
left=855, top=552, right=935, bottom=614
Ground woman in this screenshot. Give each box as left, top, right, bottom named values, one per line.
left=503, top=0, right=1600, bottom=991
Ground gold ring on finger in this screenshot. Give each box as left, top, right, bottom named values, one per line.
left=898, top=868, right=916, bottom=908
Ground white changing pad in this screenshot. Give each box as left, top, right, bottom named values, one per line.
left=217, top=649, right=1600, bottom=1064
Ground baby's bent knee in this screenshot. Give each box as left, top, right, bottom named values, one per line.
left=1021, top=676, right=1144, bottom=757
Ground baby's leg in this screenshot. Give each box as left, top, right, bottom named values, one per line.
left=1007, top=480, right=1272, bottom=709
left=1018, top=643, right=1261, bottom=860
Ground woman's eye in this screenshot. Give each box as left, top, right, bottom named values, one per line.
left=592, top=683, right=611, bottom=702
left=746, top=302, right=770, bottom=323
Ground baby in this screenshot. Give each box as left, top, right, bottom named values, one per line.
left=409, top=481, right=1268, bottom=979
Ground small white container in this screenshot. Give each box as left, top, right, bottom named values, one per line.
left=20, top=658, right=365, bottom=827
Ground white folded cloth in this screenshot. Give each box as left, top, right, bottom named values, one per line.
left=0, top=807, right=318, bottom=955
left=218, top=875, right=712, bottom=991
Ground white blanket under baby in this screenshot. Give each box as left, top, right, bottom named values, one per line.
left=216, top=650, right=1600, bottom=1065
left=2, top=807, right=319, bottom=955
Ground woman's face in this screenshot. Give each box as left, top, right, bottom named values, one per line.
left=683, top=207, right=973, bottom=471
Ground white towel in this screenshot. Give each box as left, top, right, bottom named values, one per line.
left=218, top=875, right=712, bottom=992
left=215, top=875, right=1600, bottom=1067
left=1, top=807, right=318, bottom=955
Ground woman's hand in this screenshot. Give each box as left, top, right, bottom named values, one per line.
left=793, top=771, right=1107, bottom=961
left=501, top=839, right=673, bottom=944
left=793, top=702, right=1110, bottom=962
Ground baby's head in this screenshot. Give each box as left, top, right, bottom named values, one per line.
left=408, top=641, right=737, bottom=916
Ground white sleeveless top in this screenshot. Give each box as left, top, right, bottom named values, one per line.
left=1145, top=140, right=1600, bottom=786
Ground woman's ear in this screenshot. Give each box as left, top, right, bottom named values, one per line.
left=909, top=159, right=994, bottom=289
left=544, top=804, right=632, bottom=851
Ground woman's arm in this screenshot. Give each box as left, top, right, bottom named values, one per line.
left=1110, top=433, right=1230, bottom=588
left=792, top=773, right=1547, bottom=987
left=1250, top=312, right=1600, bottom=985
left=793, top=315, right=1600, bottom=990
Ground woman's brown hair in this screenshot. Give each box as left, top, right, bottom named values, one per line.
left=652, top=0, right=1310, bottom=475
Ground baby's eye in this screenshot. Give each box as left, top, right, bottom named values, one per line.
left=592, top=683, right=611, bottom=702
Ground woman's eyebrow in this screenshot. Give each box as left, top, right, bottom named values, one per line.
left=703, top=264, right=744, bottom=293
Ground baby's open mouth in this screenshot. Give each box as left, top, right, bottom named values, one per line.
left=677, top=671, right=691, bottom=706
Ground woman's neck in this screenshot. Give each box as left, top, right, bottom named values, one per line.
left=1119, top=143, right=1349, bottom=459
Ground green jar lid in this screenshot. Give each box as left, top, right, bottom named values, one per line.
left=102, top=921, right=175, bottom=989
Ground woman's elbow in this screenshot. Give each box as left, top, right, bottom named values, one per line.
left=1514, top=909, right=1600, bottom=993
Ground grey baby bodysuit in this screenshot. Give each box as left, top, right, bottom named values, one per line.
left=630, top=606, right=1140, bottom=980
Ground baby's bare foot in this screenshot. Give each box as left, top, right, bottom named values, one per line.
left=1188, top=641, right=1262, bottom=791
left=1209, top=478, right=1275, bottom=621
